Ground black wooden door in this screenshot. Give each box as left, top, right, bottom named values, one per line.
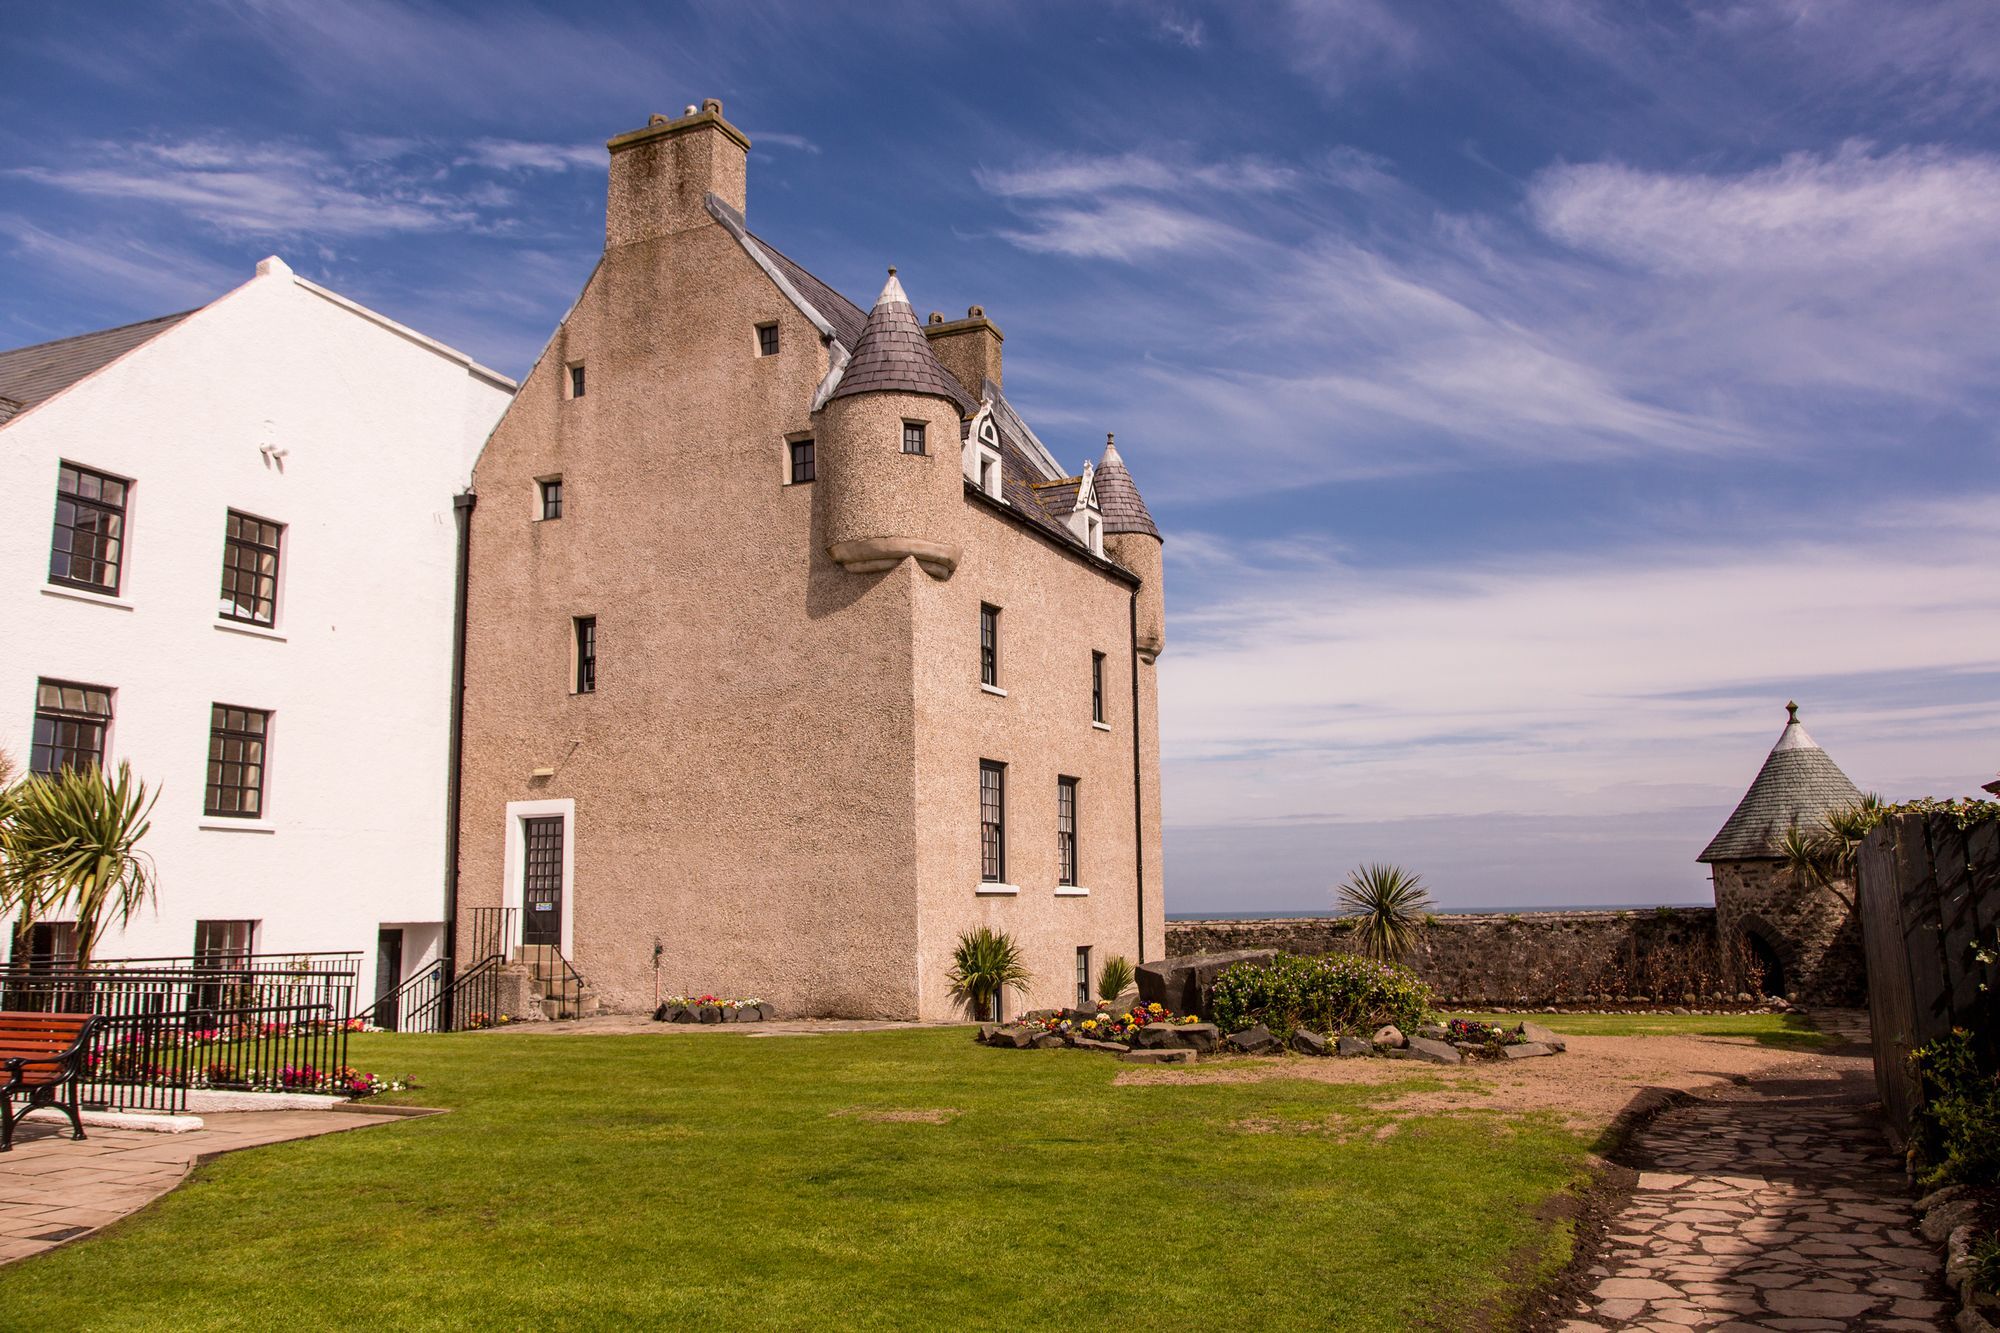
left=523, top=816, right=564, bottom=946
left=374, top=928, right=404, bottom=1031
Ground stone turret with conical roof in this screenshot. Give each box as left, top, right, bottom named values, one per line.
left=1699, top=702, right=1868, bottom=1005
left=815, top=269, right=969, bottom=579
left=1095, top=433, right=1164, bottom=660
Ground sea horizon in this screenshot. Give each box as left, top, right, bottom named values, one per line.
left=1165, top=900, right=1714, bottom=921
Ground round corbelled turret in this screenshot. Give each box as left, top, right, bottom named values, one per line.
left=815, top=269, right=967, bottom=579
left=1096, top=434, right=1164, bottom=660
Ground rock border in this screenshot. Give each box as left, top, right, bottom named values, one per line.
left=653, top=1001, right=775, bottom=1024
left=1915, top=1185, right=1999, bottom=1332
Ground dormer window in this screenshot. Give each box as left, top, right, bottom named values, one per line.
left=1067, top=460, right=1103, bottom=553
left=963, top=402, right=1004, bottom=500
left=1085, top=515, right=1103, bottom=556
left=902, top=421, right=927, bottom=456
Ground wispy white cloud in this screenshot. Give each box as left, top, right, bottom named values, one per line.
left=459, top=138, right=603, bottom=173
left=994, top=197, right=1248, bottom=261
left=745, top=130, right=820, bottom=155
left=976, top=150, right=1296, bottom=199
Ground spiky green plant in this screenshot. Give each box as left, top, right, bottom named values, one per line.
left=0, top=761, right=159, bottom=968
left=1096, top=954, right=1136, bottom=1002
left=946, top=926, right=1032, bottom=1022
left=1335, top=863, right=1433, bottom=961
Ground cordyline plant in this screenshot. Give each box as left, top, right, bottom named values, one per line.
left=947, top=926, right=1032, bottom=1023
left=0, top=760, right=160, bottom=969
left=1779, top=794, right=1884, bottom=908
left=1335, top=863, right=1433, bottom=961
left=1096, top=954, right=1136, bottom=1002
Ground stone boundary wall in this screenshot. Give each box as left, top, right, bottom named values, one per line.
left=1165, top=908, right=1721, bottom=1006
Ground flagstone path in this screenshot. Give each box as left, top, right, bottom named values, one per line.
left=1558, top=1011, right=1950, bottom=1331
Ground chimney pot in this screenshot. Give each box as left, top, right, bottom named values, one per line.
left=968, top=305, right=984, bottom=318
left=928, top=311, right=944, bottom=324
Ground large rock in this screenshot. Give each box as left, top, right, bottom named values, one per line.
left=1515, top=1021, right=1566, bottom=1052
left=1224, top=1025, right=1278, bottom=1054
left=1136, top=950, right=1276, bottom=1017
left=1131, top=1023, right=1184, bottom=1050
left=696, top=1005, right=722, bottom=1024
left=984, top=1025, right=1035, bottom=1049
left=1291, top=1028, right=1331, bottom=1056
left=1172, top=1023, right=1220, bottom=1054
left=1373, top=1024, right=1407, bottom=1049
left=1336, top=1035, right=1375, bottom=1057
left=1032, top=1033, right=1065, bottom=1049
left=1501, top=1042, right=1555, bottom=1059
left=1405, top=1036, right=1462, bottom=1064
left=1415, top=1023, right=1449, bottom=1041
left=1119, top=1048, right=1195, bottom=1065
left=1073, top=1037, right=1130, bottom=1054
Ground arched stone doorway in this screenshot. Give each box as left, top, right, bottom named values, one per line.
left=1743, top=929, right=1786, bottom=997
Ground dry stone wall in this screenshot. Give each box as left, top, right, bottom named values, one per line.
left=1165, top=908, right=1726, bottom=1007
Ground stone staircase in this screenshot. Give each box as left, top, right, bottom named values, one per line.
left=497, top=945, right=599, bottom=1022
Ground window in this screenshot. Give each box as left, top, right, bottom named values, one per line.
left=218, top=510, right=282, bottom=625
left=540, top=478, right=564, bottom=520
left=902, top=421, right=927, bottom=455
left=1086, top=515, right=1103, bottom=556
left=16, top=923, right=76, bottom=974
left=30, top=679, right=112, bottom=775
left=1091, top=651, right=1106, bottom=724
left=978, top=455, right=997, bottom=496
left=979, top=761, right=1006, bottom=882
left=568, top=363, right=586, bottom=398
left=756, top=323, right=779, bottom=357
left=574, top=616, right=596, bottom=693
left=1076, top=946, right=1092, bottom=1008
left=192, top=919, right=257, bottom=1016
left=788, top=438, right=815, bottom=484
left=979, top=604, right=999, bottom=687
left=205, top=705, right=269, bottom=818
left=1057, top=777, right=1079, bottom=887
left=48, top=462, right=129, bottom=594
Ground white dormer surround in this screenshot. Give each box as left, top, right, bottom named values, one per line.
left=1066, top=459, right=1104, bottom=555
left=963, top=399, right=1005, bottom=501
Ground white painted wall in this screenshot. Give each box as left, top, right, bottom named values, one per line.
left=0, top=258, right=513, bottom=1010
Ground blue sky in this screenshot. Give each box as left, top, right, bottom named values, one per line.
left=6, top=2, right=1998, bottom=913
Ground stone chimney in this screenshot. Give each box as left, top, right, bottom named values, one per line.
left=923, top=306, right=1004, bottom=395
left=605, top=98, right=750, bottom=249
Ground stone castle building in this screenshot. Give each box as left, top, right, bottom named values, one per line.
left=1698, top=702, right=1866, bottom=1004
left=454, top=101, right=1166, bottom=1020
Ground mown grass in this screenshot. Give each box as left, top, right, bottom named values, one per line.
left=0, top=1028, right=1596, bottom=1331
left=1455, top=1010, right=1832, bottom=1050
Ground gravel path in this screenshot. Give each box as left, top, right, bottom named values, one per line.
left=1560, top=1014, right=1949, bottom=1331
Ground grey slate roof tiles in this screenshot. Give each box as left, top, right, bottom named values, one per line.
left=0, top=310, right=195, bottom=426
left=825, top=272, right=967, bottom=405
left=1697, top=705, right=1864, bottom=862
left=1092, top=438, right=1160, bottom=539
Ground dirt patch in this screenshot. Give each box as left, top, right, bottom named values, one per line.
left=1113, top=1033, right=1817, bottom=1137
left=830, top=1107, right=961, bottom=1125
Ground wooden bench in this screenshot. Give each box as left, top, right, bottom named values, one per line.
left=0, top=1013, right=98, bottom=1151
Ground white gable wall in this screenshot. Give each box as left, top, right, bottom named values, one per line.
left=0, top=260, right=512, bottom=1005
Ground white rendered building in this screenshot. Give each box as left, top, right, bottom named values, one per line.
left=0, top=257, right=513, bottom=1008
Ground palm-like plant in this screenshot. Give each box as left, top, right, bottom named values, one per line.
left=946, top=926, right=1032, bottom=1022
left=1336, top=863, right=1433, bottom=961
left=1096, top=954, right=1136, bottom=1002
left=0, top=762, right=159, bottom=968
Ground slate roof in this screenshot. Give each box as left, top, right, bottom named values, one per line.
left=1033, top=478, right=1082, bottom=519
left=826, top=271, right=965, bottom=405
left=1698, top=703, right=1865, bottom=862
left=0, top=311, right=195, bottom=428
left=1093, top=435, right=1160, bottom=539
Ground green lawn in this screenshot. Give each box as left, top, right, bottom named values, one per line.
left=1, top=1028, right=1597, bottom=1331
left=1454, top=1010, right=1832, bottom=1049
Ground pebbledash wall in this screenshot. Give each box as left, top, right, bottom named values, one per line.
left=0, top=258, right=513, bottom=998
left=1165, top=909, right=1724, bottom=1006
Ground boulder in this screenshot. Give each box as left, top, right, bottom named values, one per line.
left=1373, top=1024, right=1407, bottom=1049
left=1415, top=1023, right=1449, bottom=1041
left=975, top=1024, right=1000, bottom=1043
left=696, top=1005, right=722, bottom=1024
left=1060, top=1008, right=1100, bottom=1025
left=1173, top=1023, right=1220, bottom=1053
left=720, top=1006, right=739, bottom=1022
left=1224, top=1025, right=1278, bottom=1055
left=1073, top=1037, right=1130, bottom=1054
left=1136, top=950, right=1277, bottom=1017
left=986, top=1025, right=1035, bottom=1049
left=1131, top=1023, right=1183, bottom=1050
left=1336, top=1035, right=1375, bottom=1057
left=1291, top=1028, right=1331, bottom=1057
left=1107, top=989, right=1142, bottom=1012
left=670, top=1006, right=697, bottom=1024
left=1032, top=1033, right=1065, bottom=1049
left=1119, top=1048, right=1195, bottom=1065
left=653, top=1003, right=684, bottom=1023
left=1501, top=1042, right=1555, bottom=1059
left=1405, top=1036, right=1462, bottom=1065
left=747, top=1003, right=773, bottom=1021
left=1515, top=1021, right=1566, bottom=1052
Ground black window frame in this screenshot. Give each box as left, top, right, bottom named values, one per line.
left=540, top=477, right=564, bottom=520
left=204, top=704, right=270, bottom=819
left=30, top=678, right=113, bottom=776
left=48, top=461, right=130, bottom=595
left=902, top=421, right=927, bottom=455
left=1057, top=775, right=1079, bottom=887
left=218, top=509, right=283, bottom=627
left=756, top=322, right=780, bottom=357
left=568, top=363, right=586, bottom=399
left=1075, top=945, right=1092, bottom=1008
left=980, top=604, right=1000, bottom=688
left=574, top=616, right=597, bottom=694
left=979, top=760, right=1007, bottom=883
left=1091, top=651, right=1106, bottom=724
left=788, top=438, right=816, bottom=484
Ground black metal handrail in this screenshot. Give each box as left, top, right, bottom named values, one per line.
left=356, top=957, right=448, bottom=1033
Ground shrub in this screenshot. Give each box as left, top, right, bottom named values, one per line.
left=1335, top=863, right=1432, bottom=960
left=1207, top=953, right=1434, bottom=1040
left=1909, top=1028, right=2000, bottom=1189
left=946, top=927, right=1031, bottom=1022
left=1096, top=954, right=1136, bottom=1001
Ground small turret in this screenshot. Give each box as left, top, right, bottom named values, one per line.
left=815, top=269, right=967, bottom=579
left=1095, top=434, right=1163, bottom=660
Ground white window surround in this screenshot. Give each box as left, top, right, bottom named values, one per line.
left=199, top=819, right=277, bottom=834
left=980, top=683, right=1008, bottom=698
left=962, top=400, right=1004, bottom=501
left=215, top=620, right=287, bottom=643
left=502, top=798, right=575, bottom=954
left=1091, top=720, right=1112, bottom=732
left=564, top=361, right=585, bottom=400
left=533, top=474, right=563, bottom=521
left=40, top=585, right=135, bottom=612
left=1054, top=885, right=1090, bottom=897
left=975, top=882, right=1020, bottom=896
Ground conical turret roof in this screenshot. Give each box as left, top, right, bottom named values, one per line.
left=1698, top=703, right=1864, bottom=862
left=1092, top=434, right=1159, bottom=539
left=825, top=268, right=964, bottom=404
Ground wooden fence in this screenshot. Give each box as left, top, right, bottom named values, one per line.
left=1855, top=810, right=2000, bottom=1142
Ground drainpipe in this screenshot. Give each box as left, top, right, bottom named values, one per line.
left=1129, top=591, right=1146, bottom=963
left=442, top=490, right=476, bottom=1027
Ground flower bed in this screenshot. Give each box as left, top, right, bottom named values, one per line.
left=654, top=995, right=773, bottom=1024
left=976, top=1002, right=1214, bottom=1054
left=1207, top=953, right=1435, bottom=1041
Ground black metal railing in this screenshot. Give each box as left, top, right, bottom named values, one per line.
left=1, top=961, right=357, bottom=1113
left=357, top=957, right=448, bottom=1033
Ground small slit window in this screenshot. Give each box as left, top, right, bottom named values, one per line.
left=756, top=323, right=779, bottom=357
left=540, top=477, right=564, bottom=521
left=979, top=604, right=999, bottom=687
left=788, top=438, right=815, bottom=484
left=574, top=616, right=596, bottom=694
left=567, top=363, right=586, bottom=399
left=902, top=422, right=926, bottom=456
